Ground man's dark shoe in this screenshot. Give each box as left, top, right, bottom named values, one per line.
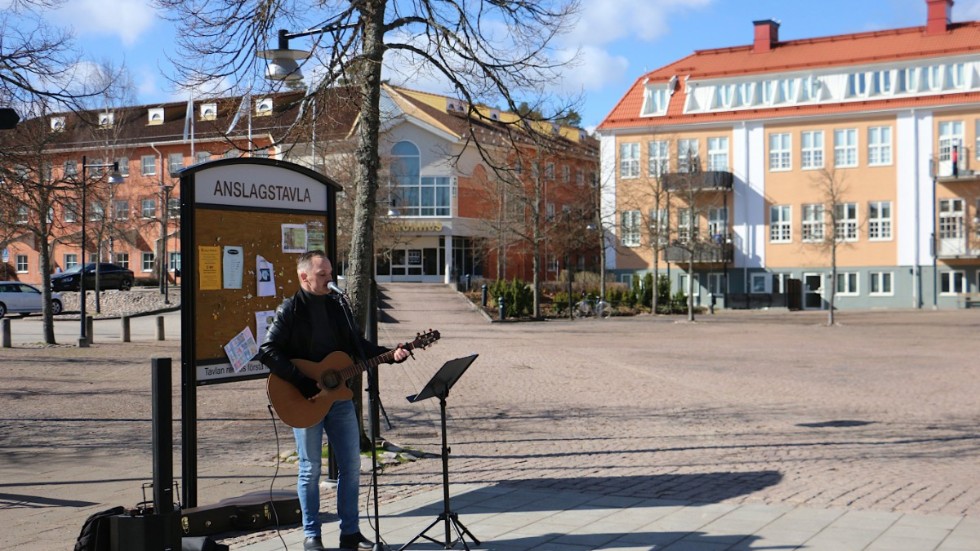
left=339, top=531, right=373, bottom=549
left=304, top=536, right=326, bottom=551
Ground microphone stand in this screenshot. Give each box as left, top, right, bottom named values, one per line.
left=334, top=290, right=387, bottom=551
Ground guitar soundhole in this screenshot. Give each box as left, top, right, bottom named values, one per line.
left=320, top=371, right=342, bottom=390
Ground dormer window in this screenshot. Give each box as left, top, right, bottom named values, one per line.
left=99, top=112, right=114, bottom=128
left=50, top=116, right=65, bottom=132
left=200, top=103, right=217, bottom=121
left=640, top=85, right=669, bottom=116
left=255, top=97, right=273, bottom=116
left=148, top=108, right=164, bottom=125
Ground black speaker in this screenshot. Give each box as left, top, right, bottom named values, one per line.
left=109, top=512, right=181, bottom=551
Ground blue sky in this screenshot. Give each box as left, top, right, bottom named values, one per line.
left=35, top=0, right=980, bottom=131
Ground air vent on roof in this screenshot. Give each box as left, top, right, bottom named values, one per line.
left=148, top=108, right=164, bottom=125
left=489, top=109, right=500, bottom=121
left=255, top=97, right=273, bottom=116
left=50, top=116, right=65, bottom=132
left=99, top=112, right=114, bottom=128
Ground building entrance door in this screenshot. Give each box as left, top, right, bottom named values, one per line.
left=803, top=273, right=824, bottom=310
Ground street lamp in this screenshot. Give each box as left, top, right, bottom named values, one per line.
left=78, top=155, right=124, bottom=347
left=160, top=183, right=175, bottom=304
left=257, top=29, right=314, bottom=82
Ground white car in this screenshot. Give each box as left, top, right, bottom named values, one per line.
left=0, top=282, right=63, bottom=318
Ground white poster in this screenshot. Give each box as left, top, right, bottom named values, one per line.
left=223, top=326, right=258, bottom=373
left=223, top=246, right=244, bottom=289
left=256, top=255, right=275, bottom=297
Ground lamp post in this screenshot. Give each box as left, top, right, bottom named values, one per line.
left=160, top=183, right=174, bottom=304
left=78, top=155, right=124, bottom=347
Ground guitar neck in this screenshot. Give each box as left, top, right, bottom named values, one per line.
left=340, top=344, right=415, bottom=381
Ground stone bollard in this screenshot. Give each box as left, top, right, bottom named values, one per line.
left=121, top=316, right=131, bottom=343
left=481, top=284, right=488, bottom=307
left=2, top=318, right=10, bottom=348
left=156, top=315, right=165, bottom=341
left=86, top=316, right=94, bottom=345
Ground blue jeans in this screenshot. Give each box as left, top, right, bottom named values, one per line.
left=294, top=399, right=361, bottom=538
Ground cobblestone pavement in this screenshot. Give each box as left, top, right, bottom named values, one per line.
left=1, top=285, right=978, bottom=549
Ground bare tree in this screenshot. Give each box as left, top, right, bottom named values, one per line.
left=155, top=0, right=580, bottom=330
left=808, top=167, right=853, bottom=326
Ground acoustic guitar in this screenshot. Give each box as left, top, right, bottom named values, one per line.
left=267, top=330, right=440, bottom=428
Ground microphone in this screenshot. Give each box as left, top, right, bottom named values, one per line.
left=327, top=281, right=346, bottom=296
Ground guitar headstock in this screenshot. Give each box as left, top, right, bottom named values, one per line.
left=411, top=329, right=440, bottom=350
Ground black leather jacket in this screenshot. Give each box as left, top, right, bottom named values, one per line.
left=258, top=289, right=390, bottom=398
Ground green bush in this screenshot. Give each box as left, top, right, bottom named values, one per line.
left=489, top=278, right=533, bottom=318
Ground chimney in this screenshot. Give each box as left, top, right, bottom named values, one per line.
left=926, top=0, right=954, bottom=35
left=753, top=20, right=780, bottom=53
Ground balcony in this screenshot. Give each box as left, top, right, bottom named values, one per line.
left=664, top=237, right=734, bottom=264
left=663, top=170, right=734, bottom=192
left=932, top=147, right=978, bottom=183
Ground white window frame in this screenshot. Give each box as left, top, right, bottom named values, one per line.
left=64, top=201, right=78, bottom=223
left=938, top=120, right=964, bottom=162
left=707, top=137, right=729, bottom=171
left=15, top=254, right=29, bottom=273
left=117, top=157, right=129, bottom=176
left=168, top=153, right=184, bottom=175
left=141, top=198, right=156, bottom=219
left=708, top=207, right=727, bottom=241
left=769, top=132, right=791, bottom=171
left=707, top=273, right=725, bottom=296
left=868, top=201, right=892, bottom=241
left=834, top=202, right=858, bottom=242
left=868, top=126, right=892, bottom=166
left=115, top=252, right=129, bottom=269
left=647, top=140, right=669, bottom=178
left=802, top=204, right=825, bottom=242
left=834, top=128, right=858, bottom=168
left=113, top=200, right=129, bottom=221
left=649, top=207, right=669, bottom=246
left=141, top=155, right=156, bottom=176
left=835, top=272, right=859, bottom=296
left=677, top=139, right=699, bottom=173
left=64, top=253, right=79, bottom=270
left=940, top=271, right=966, bottom=295
left=619, top=142, right=640, bottom=179
left=801, top=130, right=825, bottom=170
left=750, top=273, right=770, bottom=294
left=168, top=251, right=181, bottom=272
left=770, top=205, right=792, bottom=243
left=141, top=252, right=155, bottom=273
left=677, top=208, right=697, bottom=243
left=869, top=271, right=893, bottom=296
left=16, top=205, right=28, bottom=224
left=621, top=210, right=641, bottom=247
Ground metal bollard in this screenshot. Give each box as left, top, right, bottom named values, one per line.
left=481, top=284, right=488, bottom=307
left=121, top=316, right=131, bottom=342
left=498, top=296, right=506, bottom=320
left=155, top=315, right=165, bottom=341
left=465, top=274, right=471, bottom=292
left=1, top=318, right=10, bottom=348
left=85, top=316, right=94, bottom=345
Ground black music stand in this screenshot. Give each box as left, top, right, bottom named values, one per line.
left=399, top=354, right=479, bottom=551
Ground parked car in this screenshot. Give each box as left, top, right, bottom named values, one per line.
left=0, top=282, right=63, bottom=318
left=51, top=263, right=135, bottom=292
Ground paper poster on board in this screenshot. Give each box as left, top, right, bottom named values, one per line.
left=256, top=255, right=275, bottom=297
left=223, top=326, right=258, bottom=372
left=223, top=246, right=244, bottom=289
left=282, top=224, right=308, bottom=253
left=307, top=220, right=325, bottom=252
left=198, top=245, right=222, bottom=290
left=255, top=310, right=275, bottom=347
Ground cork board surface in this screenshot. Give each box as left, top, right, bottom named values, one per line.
left=193, top=208, right=329, bottom=362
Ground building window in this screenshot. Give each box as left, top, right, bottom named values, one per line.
left=562, top=164, right=570, bottom=183
left=88, top=202, right=104, bottom=221
left=167, top=198, right=181, bottom=219
left=750, top=273, right=770, bottom=293
left=649, top=208, right=669, bottom=246
left=16, top=205, right=29, bottom=224
left=641, top=85, right=669, bottom=116
left=835, top=272, right=859, bottom=295
left=868, top=201, right=892, bottom=240
left=619, top=142, right=640, bottom=179
left=168, top=153, right=184, bottom=175
left=869, top=272, right=893, bottom=296
left=576, top=169, right=584, bottom=187
left=769, top=133, right=791, bottom=171
left=544, top=162, right=555, bottom=180
left=142, top=252, right=155, bottom=272
left=938, top=120, right=964, bottom=163
left=113, top=200, right=129, bottom=220
left=770, top=205, right=791, bottom=243
left=117, top=157, right=129, bottom=176
left=677, top=139, right=699, bottom=173
left=834, top=128, right=858, bottom=167
left=16, top=255, right=28, bottom=273
left=834, top=203, right=858, bottom=242
left=801, top=130, right=824, bottom=169
left=141, top=198, right=156, bottom=219
left=802, top=204, right=825, bottom=242
left=707, top=273, right=725, bottom=295
left=621, top=210, right=641, bottom=247
left=678, top=273, right=692, bottom=296
left=708, top=207, right=727, bottom=241
left=677, top=208, right=697, bottom=242
left=115, top=252, right=129, bottom=269
left=389, top=141, right=451, bottom=217
left=976, top=120, right=980, bottom=161
left=941, top=271, right=966, bottom=294
left=169, top=252, right=181, bottom=272
left=647, top=140, right=669, bottom=177
left=707, top=137, right=729, bottom=171
left=938, top=199, right=965, bottom=242
left=64, top=160, right=78, bottom=177
left=141, top=155, right=156, bottom=176
left=64, top=254, right=78, bottom=270
left=195, top=151, right=212, bottom=164
left=868, top=126, right=892, bottom=166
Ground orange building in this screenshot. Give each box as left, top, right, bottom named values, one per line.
left=598, top=0, right=980, bottom=310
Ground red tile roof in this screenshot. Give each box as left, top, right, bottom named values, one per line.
left=599, top=21, right=980, bottom=131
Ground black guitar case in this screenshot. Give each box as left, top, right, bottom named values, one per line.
left=179, top=490, right=302, bottom=537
